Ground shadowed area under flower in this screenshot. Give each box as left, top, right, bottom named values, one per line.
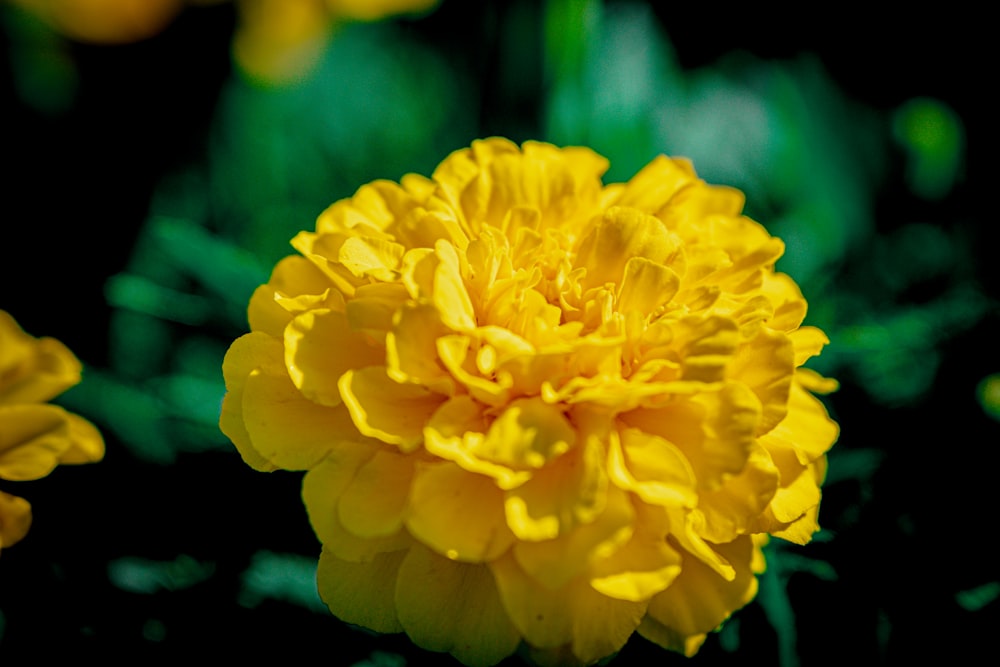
left=220, top=137, right=839, bottom=666
left=0, top=310, right=104, bottom=554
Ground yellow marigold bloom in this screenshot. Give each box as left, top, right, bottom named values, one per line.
left=220, top=138, right=840, bottom=665
left=0, top=310, right=104, bottom=554
left=231, top=0, right=440, bottom=84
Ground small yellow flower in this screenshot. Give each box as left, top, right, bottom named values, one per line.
left=0, top=310, right=105, bottom=554
left=221, top=138, right=839, bottom=665
left=7, top=0, right=440, bottom=85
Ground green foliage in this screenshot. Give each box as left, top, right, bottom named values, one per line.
left=108, top=555, right=216, bottom=595
left=349, top=651, right=407, bottom=667
left=956, top=582, right=1000, bottom=613
left=239, top=550, right=327, bottom=613
left=892, top=98, right=965, bottom=201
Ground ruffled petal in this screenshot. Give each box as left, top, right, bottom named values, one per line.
left=588, top=514, right=683, bottom=602
left=762, top=381, right=840, bottom=466
left=0, top=404, right=72, bottom=481
left=0, top=490, right=32, bottom=550
left=242, top=365, right=353, bottom=471
left=692, top=443, right=779, bottom=543
left=338, top=448, right=414, bottom=539
left=729, top=328, right=795, bottom=435
left=0, top=328, right=82, bottom=405
left=395, top=544, right=521, bottom=666
left=504, top=436, right=608, bottom=541
left=491, top=551, right=646, bottom=664
left=640, top=535, right=760, bottom=656
left=284, top=309, right=384, bottom=407
left=57, top=413, right=106, bottom=464
left=247, top=255, right=335, bottom=337
left=575, top=207, right=680, bottom=291
left=219, top=332, right=284, bottom=471
left=406, top=461, right=515, bottom=562
left=339, top=366, right=446, bottom=451
left=512, top=482, right=634, bottom=590
left=316, top=547, right=406, bottom=634
left=302, top=451, right=411, bottom=561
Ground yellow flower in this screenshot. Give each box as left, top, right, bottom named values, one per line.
left=0, top=310, right=104, bottom=554
left=7, top=0, right=440, bottom=85
left=220, top=138, right=839, bottom=665
left=230, top=0, right=440, bottom=85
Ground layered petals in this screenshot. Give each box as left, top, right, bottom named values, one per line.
left=0, top=310, right=104, bottom=554
left=220, top=139, right=839, bottom=665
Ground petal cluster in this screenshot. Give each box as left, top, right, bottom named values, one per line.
left=0, top=310, right=105, bottom=554
left=221, top=138, right=839, bottom=665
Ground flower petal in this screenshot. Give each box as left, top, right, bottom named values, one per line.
left=729, top=328, right=794, bottom=435
left=302, top=451, right=411, bottom=561
left=0, top=324, right=82, bottom=405
left=339, top=366, right=445, bottom=451
left=491, top=551, right=646, bottom=664
left=620, top=382, right=761, bottom=491
left=504, top=435, right=608, bottom=542
left=385, top=302, right=455, bottom=394
left=693, top=443, right=779, bottom=543
left=285, top=309, right=384, bottom=407
left=588, top=519, right=683, bottom=603
left=57, top=413, right=105, bottom=464
left=608, top=427, right=697, bottom=508
left=0, top=404, right=71, bottom=481
left=576, top=207, right=680, bottom=290
left=512, top=482, right=634, bottom=590
left=616, top=256, right=680, bottom=317
left=395, top=544, right=521, bottom=667
left=406, top=461, right=515, bottom=562
left=0, top=490, right=32, bottom=550
left=247, top=255, right=335, bottom=337
left=338, top=449, right=414, bottom=539
left=476, top=398, right=576, bottom=470
left=762, top=381, right=840, bottom=465
left=220, top=332, right=284, bottom=471
left=639, top=535, right=760, bottom=656
left=317, top=547, right=406, bottom=634
left=243, top=366, right=354, bottom=471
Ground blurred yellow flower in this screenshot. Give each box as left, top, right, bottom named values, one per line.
left=0, top=310, right=104, bottom=554
left=220, top=138, right=840, bottom=665
left=7, top=0, right=440, bottom=84
left=231, top=0, right=440, bottom=84
left=6, top=0, right=189, bottom=44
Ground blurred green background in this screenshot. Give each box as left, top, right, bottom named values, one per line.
left=0, top=1, right=996, bottom=664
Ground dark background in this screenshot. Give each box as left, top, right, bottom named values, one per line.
left=1, top=1, right=995, bottom=664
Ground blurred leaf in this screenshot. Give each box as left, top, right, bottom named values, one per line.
left=956, top=582, right=1000, bottom=612
left=148, top=216, right=269, bottom=322
left=105, top=274, right=215, bottom=326
left=350, top=651, right=407, bottom=667
left=543, top=0, right=600, bottom=82
left=758, top=560, right=800, bottom=667
left=239, top=550, right=326, bottom=613
left=824, top=284, right=990, bottom=405
left=756, top=540, right=841, bottom=667
left=892, top=97, right=964, bottom=200
left=1, top=4, right=78, bottom=114
left=824, top=448, right=884, bottom=486
left=108, top=554, right=215, bottom=595
left=717, top=615, right=740, bottom=653
left=774, top=552, right=838, bottom=582
left=59, top=366, right=230, bottom=463
left=59, top=369, right=176, bottom=463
